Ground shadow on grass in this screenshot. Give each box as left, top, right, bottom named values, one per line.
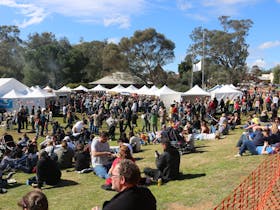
left=177, top=173, right=206, bottom=180
left=189, top=145, right=209, bottom=154
left=7, top=182, right=24, bottom=189
left=134, top=157, right=144, bottom=161
left=139, top=148, right=151, bottom=152
left=43, top=179, right=79, bottom=190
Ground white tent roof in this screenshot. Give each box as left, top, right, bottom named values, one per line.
left=125, top=85, right=138, bottom=94
left=55, top=86, right=72, bottom=93
left=109, top=84, right=126, bottom=93
left=214, top=85, right=243, bottom=101
left=89, top=84, right=108, bottom=92
left=136, top=85, right=152, bottom=95
left=24, top=88, right=56, bottom=98
left=150, top=85, right=159, bottom=92
left=208, top=84, right=222, bottom=92
left=43, top=85, right=53, bottom=92
left=73, top=85, right=88, bottom=92
left=182, top=85, right=210, bottom=96
left=230, top=84, right=237, bottom=89
left=0, top=78, right=30, bottom=97
left=155, top=85, right=181, bottom=97
left=154, top=85, right=182, bottom=108
left=2, top=89, right=25, bottom=99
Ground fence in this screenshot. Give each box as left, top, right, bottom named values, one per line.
left=214, top=154, right=280, bottom=210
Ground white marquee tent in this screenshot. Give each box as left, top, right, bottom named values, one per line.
left=213, top=85, right=243, bottom=101
left=72, top=85, right=88, bottom=92
left=182, top=85, right=211, bottom=97
left=0, top=78, right=29, bottom=97
left=1, top=85, right=56, bottom=111
left=89, top=84, right=108, bottom=92
left=155, top=85, right=182, bottom=108
left=136, top=85, right=152, bottom=95
left=150, top=85, right=159, bottom=93
left=108, top=84, right=127, bottom=93
left=55, top=86, right=72, bottom=93
left=125, top=85, right=138, bottom=94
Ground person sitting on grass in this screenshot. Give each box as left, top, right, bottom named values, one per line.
left=18, top=189, right=48, bottom=210
left=128, top=131, right=141, bottom=153
left=235, top=141, right=280, bottom=157
left=74, top=143, right=91, bottom=173
left=143, top=137, right=180, bottom=183
left=101, top=145, right=135, bottom=191
left=55, top=140, right=74, bottom=169
left=92, top=159, right=156, bottom=210
left=27, top=151, right=61, bottom=188
left=235, top=127, right=280, bottom=157
left=91, top=131, right=113, bottom=179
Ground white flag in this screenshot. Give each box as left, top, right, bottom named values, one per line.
left=193, top=61, right=201, bottom=72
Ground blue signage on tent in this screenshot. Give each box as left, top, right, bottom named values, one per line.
left=0, top=99, right=13, bottom=109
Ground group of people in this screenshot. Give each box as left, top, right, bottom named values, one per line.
left=2, top=129, right=182, bottom=210
left=235, top=116, right=280, bottom=157
left=2, top=85, right=280, bottom=209
left=16, top=159, right=157, bottom=210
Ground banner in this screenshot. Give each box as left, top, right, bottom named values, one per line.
left=193, top=61, right=201, bottom=72
left=0, top=99, right=13, bottom=109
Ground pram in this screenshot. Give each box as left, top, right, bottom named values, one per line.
left=165, top=127, right=195, bottom=155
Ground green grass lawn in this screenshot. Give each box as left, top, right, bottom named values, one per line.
left=0, top=118, right=266, bottom=210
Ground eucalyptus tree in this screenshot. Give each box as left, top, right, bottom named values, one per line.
left=0, top=25, right=24, bottom=80
left=272, top=65, right=280, bottom=84
left=24, top=32, right=88, bottom=87
left=119, top=28, right=175, bottom=84
left=188, top=16, right=253, bottom=85
left=102, top=42, right=126, bottom=73
left=74, top=40, right=106, bottom=82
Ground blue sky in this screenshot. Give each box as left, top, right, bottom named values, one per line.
left=0, top=0, right=279, bottom=72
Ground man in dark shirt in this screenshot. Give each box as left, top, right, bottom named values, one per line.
left=144, top=137, right=181, bottom=183
left=36, top=151, right=61, bottom=188
left=92, top=159, right=156, bottom=210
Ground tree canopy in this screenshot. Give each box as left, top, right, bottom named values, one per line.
left=2, top=19, right=276, bottom=90
left=119, top=28, right=175, bottom=84
left=187, top=16, right=253, bottom=86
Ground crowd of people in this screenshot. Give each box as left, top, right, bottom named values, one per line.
left=1, top=85, right=280, bottom=209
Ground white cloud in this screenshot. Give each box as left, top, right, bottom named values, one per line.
left=107, top=37, right=120, bottom=44
left=176, top=0, right=193, bottom=11
left=203, top=0, right=258, bottom=6
left=176, top=0, right=260, bottom=22
left=199, top=0, right=260, bottom=17
left=0, top=0, right=47, bottom=28
left=0, top=0, right=146, bottom=28
left=252, top=58, right=266, bottom=68
left=104, top=15, right=130, bottom=29
left=258, top=41, right=280, bottom=50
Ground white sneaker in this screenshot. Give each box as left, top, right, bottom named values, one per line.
left=234, top=154, right=241, bottom=157
left=6, top=171, right=16, bottom=180
left=7, top=178, right=17, bottom=184
left=0, top=188, right=7, bottom=193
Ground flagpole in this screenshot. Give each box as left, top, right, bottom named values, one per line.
left=191, top=53, right=194, bottom=88
left=202, top=30, right=205, bottom=89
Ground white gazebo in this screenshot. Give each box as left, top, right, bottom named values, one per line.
left=89, top=84, right=108, bottom=92
left=155, top=85, right=182, bottom=108
left=182, top=85, right=211, bottom=101
left=72, top=85, right=88, bottom=92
